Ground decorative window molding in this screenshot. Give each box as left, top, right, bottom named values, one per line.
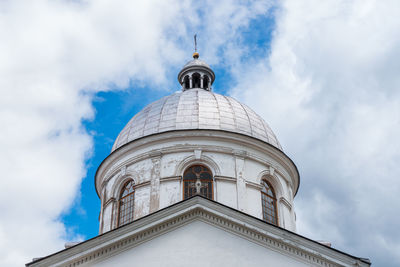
left=104, top=197, right=116, bottom=207
left=160, top=176, right=181, bottom=183
left=214, top=175, right=236, bottom=183
left=183, top=165, right=213, bottom=200
left=175, top=154, right=221, bottom=177
left=279, top=197, right=292, bottom=211
left=246, top=181, right=263, bottom=190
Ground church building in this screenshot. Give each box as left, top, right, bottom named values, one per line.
left=27, top=52, right=371, bottom=267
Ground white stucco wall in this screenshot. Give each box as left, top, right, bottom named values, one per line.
left=94, top=220, right=309, bottom=267
left=159, top=180, right=180, bottom=209
left=216, top=180, right=237, bottom=208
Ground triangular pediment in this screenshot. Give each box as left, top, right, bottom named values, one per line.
left=27, top=196, right=370, bottom=267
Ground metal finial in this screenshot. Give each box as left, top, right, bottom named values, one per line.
left=194, top=34, right=197, bottom=52
left=193, top=34, right=199, bottom=59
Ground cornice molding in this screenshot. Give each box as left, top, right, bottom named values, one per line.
left=214, top=175, right=236, bottom=183
left=246, top=181, right=262, bottom=190
left=27, top=197, right=369, bottom=267
left=160, top=176, right=181, bottom=183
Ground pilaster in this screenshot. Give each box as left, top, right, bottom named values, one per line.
left=234, top=150, right=247, bottom=212
left=149, top=153, right=162, bottom=213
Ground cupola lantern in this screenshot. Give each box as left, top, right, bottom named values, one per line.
left=177, top=50, right=215, bottom=91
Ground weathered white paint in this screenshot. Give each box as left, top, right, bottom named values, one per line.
left=159, top=180, right=180, bottom=209
left=96, top=130, right=299, bottom=234
left=102, top=204, right=112, bottom=233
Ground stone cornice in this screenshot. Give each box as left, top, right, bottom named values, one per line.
left=214, top=175, right=236, bottom=183
left=160, top=176, right=181, bottom=183
left=246, top=181, right=263, bottom=190
left=27, top=197, right=369, bottom=267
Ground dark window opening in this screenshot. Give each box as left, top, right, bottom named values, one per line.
left=184, top=75, right=190, bottom=89
left=192, top=73, right=201, bottom=88
left=203, top=76, right=209, bottom=89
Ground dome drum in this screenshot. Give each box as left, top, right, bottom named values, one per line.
left=96, top=130, right=299, bottom=234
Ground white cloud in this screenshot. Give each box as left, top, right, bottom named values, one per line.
left=231, top=0, right=400, bottom=265
left=0, top=0, right=273, bottom=266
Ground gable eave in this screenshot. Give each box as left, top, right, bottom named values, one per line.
left=27, top=196, right=370, bottom=267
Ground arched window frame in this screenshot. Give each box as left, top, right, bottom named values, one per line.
left=182, top=164, right=214, bottom=200
left=192, top=72, right=201, bottom=88
left=203, top=75, right=209, bottom=90
left=117, top=180, right=136, bottom=227
left=261, top=179, right=279, bottom=226
left=175, top=155, right=220, bottom=201
left=183, top=75, right=190, bottom=90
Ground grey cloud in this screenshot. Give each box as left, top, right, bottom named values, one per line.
left=230, top=0, right=400, bottom=266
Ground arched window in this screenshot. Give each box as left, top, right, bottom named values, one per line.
left=203, top=75, right=209, bottom=90
left=118, top=180, right=135, bottom=227
left=183, top=165, right=213, bottom=200
left=184, top=75, right=190, bottom=89
left=261, top=180, right=278, bottom=226
left=192, top=73, right=201, bottom=88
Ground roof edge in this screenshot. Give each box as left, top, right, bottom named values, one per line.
left=26, top=196, right=371, bottom=267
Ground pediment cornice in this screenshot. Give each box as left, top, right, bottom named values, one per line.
left=27, top=197, right=370, bottom=267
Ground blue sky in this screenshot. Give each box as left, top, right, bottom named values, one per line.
left=1, top=1, right=400, bottom=266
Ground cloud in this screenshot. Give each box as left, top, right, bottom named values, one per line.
left=230, top=0, right=400, bottom=266
left=0, top=0, right=274, bottom=266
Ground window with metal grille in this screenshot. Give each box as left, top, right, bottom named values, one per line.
left=261, top=180, right=278, bottom=226
left=118, top=180, right=135, bottom=227
left=183, top=165, right=213, bottom=200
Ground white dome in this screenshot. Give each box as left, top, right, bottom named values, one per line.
left=112, top=89, right=282, bottom=152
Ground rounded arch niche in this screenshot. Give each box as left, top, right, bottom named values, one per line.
left=183, top=165, right=213, bottom=200
left=175, top=154, right=220, bottom=201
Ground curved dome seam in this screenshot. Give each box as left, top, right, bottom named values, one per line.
left=211, top=91, right=222, bottom=129
left=236, top=98, right=255, bottom=138
left=243, top=102, right=271, bottom=145
left=222, top=95, right=238, bottom=133
left=157, top=94, right=172, bottom=133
